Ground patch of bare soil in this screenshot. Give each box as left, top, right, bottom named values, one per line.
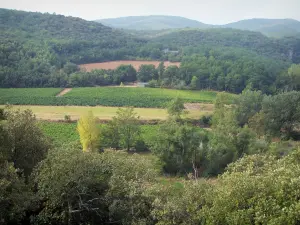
left=56, top=88, right=72, bottom=97
left=184, top=103, right=214, bottom=111
left=79, top=60, right=180, bottom=72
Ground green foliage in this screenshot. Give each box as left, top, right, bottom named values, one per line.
left=234, top=89, right=264, bottom=126
left=204, top=150, right=300, bottom=224
left=137, top=64, right=158, bottom=82
left=1, top=108, right=50, bottom=178
left=77, top=111, right=100, bottom=152
left=150, top=149, right=300, bottom=225
left=149, top=119, right=208, bottom=175
left=33, top=148, right=160, bottom=224
left=104, top=107, right=140, bottom=151
left=190, top=75, right=199, bottom=90
left=261, top=91, right=300, bottom=139
left=0, top=160, right=32, bottom=224
left=167, top=97, right=185, bottom=119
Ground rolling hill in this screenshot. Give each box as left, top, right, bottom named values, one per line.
left=97, top=15, right=210, bottom=30
left=222, top=18, right=300, bottom=38
left=97, top=15, right=300, bottom=38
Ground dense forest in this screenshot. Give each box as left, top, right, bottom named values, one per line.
left=1, top=8, right=300, bottom=93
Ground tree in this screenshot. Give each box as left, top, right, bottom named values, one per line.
left=0, top=160, right=32, bottom=224
left=137, top=64, right=158, bottom=82
left=167, top=97, right=185, bottom=119
left=115, top=107, right=140, bottom=152
left=33, top=147, right=111, bottom=224
left=287, top=64, right=300, bottom=90
left=149, top=119, right=207, bottom=174
left=234, top=89, right=264, bottom=126
left=261, top=91, right=300, bottom=139
left=1, top=108, right=50, bottom=178
left=190, top=75, right=199, bottom=89
left=33, top=147, right=159, bottom=224
left=77, top=111, right=100, bottom=152
left=157, top=61, right=165, bottom=81
left=100, top=119, right=120, bottom=149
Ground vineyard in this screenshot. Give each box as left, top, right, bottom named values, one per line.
left=0, top=87, right=218, bottom=108
left=38, top=121, right=204, bottom=147
left=38, top=121, right=160, bottom=147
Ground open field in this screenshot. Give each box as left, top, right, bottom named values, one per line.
left=4, top=104, right=214, bottom=121
left=79, top=60, right=180, bottom=71
left=0, top=87, right=219, bottom=108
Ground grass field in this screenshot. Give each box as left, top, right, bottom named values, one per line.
left=3, top=104, right=213, bottom=121
left=79, top=60, right=180, bottom=71
left=0, top=87, right=219, bottom=108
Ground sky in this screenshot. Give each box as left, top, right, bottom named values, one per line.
left=1, top=0, right=300, bottom=24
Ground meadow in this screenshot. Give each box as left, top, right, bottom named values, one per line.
left=0, top=87, right=218, bottom=108
left=4, top=104, right=212, bottom=121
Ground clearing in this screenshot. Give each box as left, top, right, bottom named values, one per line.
left=3, top=104, right=214, bottom=121
left=79, top=60, right=180, bottom=71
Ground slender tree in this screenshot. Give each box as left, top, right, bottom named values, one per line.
left=77, top=111, right=100, bottom=152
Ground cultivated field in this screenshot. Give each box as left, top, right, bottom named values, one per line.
left=79, top=60, right=180, bottom=71
left=38, top=122, right=205, bottom=146
left=0, top=87, right=218, bottom=108
left=4, top=104, right=213, bottom=121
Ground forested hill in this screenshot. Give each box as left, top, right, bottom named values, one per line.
left=222, top=18, right=300, bottom=38
left=1, top=8, right=300, bottom=92
left=0, top=8, right=137, bottom=41
left=150, top=28, right=300, bottom=63
left=0, top=8, right=148, bottom=64
left=97, top=15, right=210, bottom=30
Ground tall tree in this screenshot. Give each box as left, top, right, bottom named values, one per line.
left=77, top=111, right=100, bottom=152
left=115, top=107, right=140, bottom=152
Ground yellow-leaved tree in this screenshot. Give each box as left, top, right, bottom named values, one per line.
left=77, top=111, right=100, bottom=152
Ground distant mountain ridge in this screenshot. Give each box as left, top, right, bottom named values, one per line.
left=96, top=15, right=210, bottom=30
left=97, top=16, right=300, bottom=37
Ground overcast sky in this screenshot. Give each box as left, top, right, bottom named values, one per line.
left=1, top=0, right=300, bottom=24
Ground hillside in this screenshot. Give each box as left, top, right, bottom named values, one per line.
left=223, top=18, right=300, bottom=38
left=97, top=15, right=210, bottom=30
left=150, top=28, right=300, bottom=63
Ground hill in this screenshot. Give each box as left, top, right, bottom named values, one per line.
left=1, top=8, right=299, bottom=93
left=96, top=15, right=210, bottom=30
left=97, top=15, right=300, bottom=38
left=150, top=28, right=300, bottom=63
left=223, top=18, right=300, bottom=38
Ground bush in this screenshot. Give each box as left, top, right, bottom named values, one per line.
left=199, top=115, right=212, bottom=126
left=64, top=114, right=71, bottom=122
left=0, top=108, right=5, bottom=120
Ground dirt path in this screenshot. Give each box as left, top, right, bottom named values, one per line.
left=56, top=88, right=72, bottom=97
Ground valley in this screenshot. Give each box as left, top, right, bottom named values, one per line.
left=0, top=7, right=300, bottom=225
